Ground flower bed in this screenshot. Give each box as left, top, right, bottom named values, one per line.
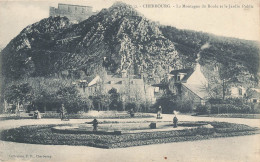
left=0, top=122, right=258, bottom=149
left=195, top=113, right=260, bottom=119
left=41, top=111, right=154, bottom=119
left=0, top=112, right=154, bottom=120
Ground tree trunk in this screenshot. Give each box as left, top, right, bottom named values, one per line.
left=4, top=99, right=7, bottom=113
left=222, top=79, right=225, bottom=100
left=44, top=103, right=47, bottom=113
left=16, top=102, right=20, bottom=116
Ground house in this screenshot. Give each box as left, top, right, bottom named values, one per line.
left=153, top=63, right=209, bottom=107
left=75, top=70, right=156, bottom=107
left=246, top=88, right=260, bottom=103
left=226, top=86, right=246, bottom=98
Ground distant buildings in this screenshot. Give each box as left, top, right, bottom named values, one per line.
left=49, top=3, right=97, bottom=23
left=74, top=70, right=156, bottom=109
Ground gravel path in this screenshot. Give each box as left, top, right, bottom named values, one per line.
left=0, top=114, right=259, bottom=162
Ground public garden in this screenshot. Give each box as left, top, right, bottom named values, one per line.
left=0, top=110, right=259, bottom=149
left=1, top=85, right=260, bottom=160
left=0, top=113, right=259, bottom=162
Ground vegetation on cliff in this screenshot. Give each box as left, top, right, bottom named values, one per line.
left=0, top=2, right=259, bottom=113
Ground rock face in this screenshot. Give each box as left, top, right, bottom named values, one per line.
left=1, top=2, right=186, bottom=81
left=1, top=2, right=259, bottom=88
left=1, top=16, right=72, bottom=79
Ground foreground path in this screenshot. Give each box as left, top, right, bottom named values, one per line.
left=0, top=114, right=259, bottom=162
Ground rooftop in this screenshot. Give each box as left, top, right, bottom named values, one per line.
left=170, top=68, right=194, bottom=82
left=183, top=83, right=208, bottom=99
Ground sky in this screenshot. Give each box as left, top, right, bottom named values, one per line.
left=0, top=0, right=259, bottom=48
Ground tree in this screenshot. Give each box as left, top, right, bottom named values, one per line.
left=4, top=83, right=32, bottom=113
left=32, top=90, right=58, bottom=112
left=203, top=63, right=233, bottom=100
left=108, top=88, right=122, bottom=110
left=56, top=86, right=87, bottom=113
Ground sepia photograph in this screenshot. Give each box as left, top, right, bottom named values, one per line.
left=0, top=0, right=259, bottom=161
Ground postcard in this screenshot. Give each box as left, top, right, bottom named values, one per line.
left=0, top=0, right=259, bottom=162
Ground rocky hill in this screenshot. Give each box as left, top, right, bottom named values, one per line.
left=1, top=2, right=259, bottom=88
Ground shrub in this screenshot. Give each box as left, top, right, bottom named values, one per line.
left=225, top=98, right=244, bottom=106
left=239, top=104, right=251, bottom=113
left=109, top=100, right=123, bottom=111
left=153, top=96, right=176, bottom=114
left=211, top=104, right=240, bottom=114
left=208, top=98, right=257, bottom=114
left=208, top=98, right=223, bottom=104
left=125, top=102, right=137, bottom=111
left=176, top=100, right=193, bottom=113
left=250, top=103, right=260, bottom=113
left=195, top=105, right=210, bottom=115
left=210, top=102, right=256, bottom=114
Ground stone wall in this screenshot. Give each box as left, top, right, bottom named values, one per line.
left=50, top=3, right=96, bottom=23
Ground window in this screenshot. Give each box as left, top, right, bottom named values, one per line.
left=83, top=85, right=86, bottom=92
left=253, top=99, right=257, bottom=103
left=177, top=75, right=181, bottom=81
left=75, top=7, right=77, bottom=11
left=238, top=88, right=242, bottom=95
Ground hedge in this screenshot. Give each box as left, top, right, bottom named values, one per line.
left=211, top=104, right=252, bottom=114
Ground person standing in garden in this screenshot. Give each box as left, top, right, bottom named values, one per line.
left=173, top=110, right=178, bottom=128
left=92, top=119, right=98, bottom=131
left=36, top=110, right=41, bottom=119
left=60, top=104, right=65, bottom=120
left=33, top=109, right=41, bottom=119
left=34, top=109, right=39, bottom=119
left=129, top=108, right=135, bottom=117
left=157, top=105, right=162, bottom=119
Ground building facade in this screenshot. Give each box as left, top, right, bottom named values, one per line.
left=226, top=86, right=246, bottom=98
left=74, top=71, right=156, bottom=110
left=49, top=3, right=97, bottom=23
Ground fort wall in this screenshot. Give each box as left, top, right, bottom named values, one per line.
left=50, top=3, right=96, bottom=23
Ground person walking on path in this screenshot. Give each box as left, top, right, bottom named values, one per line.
left=87, top=119, right=98, bottom=131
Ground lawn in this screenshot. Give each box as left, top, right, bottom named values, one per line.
left=0, top=121, right=258, bottom=149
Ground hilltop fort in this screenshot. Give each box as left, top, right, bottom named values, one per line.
left=49, top=3, right=97, bottom=23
